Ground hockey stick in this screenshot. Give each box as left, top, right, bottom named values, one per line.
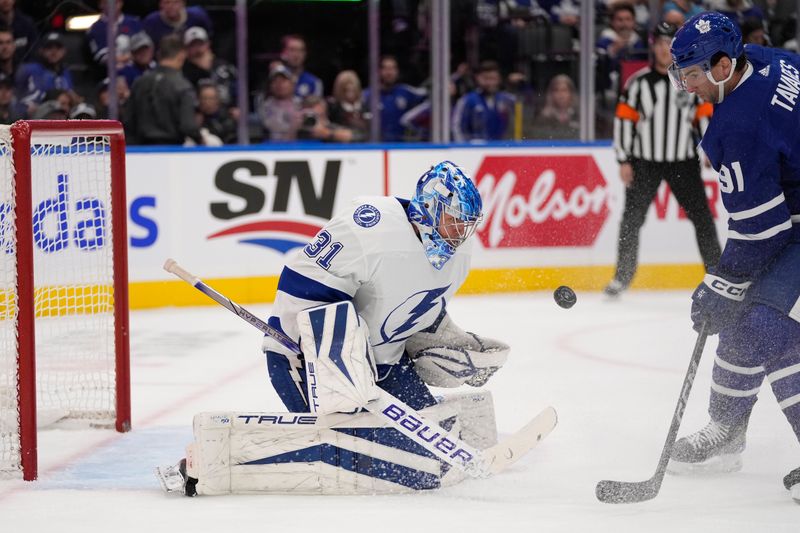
left=163, top=258, right=557, bottom=478
left=595, top=323, right=709, bottom=504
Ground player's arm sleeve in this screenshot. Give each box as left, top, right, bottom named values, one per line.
left=451, top=94, right=470, bottom=142
left=613, top=76, right=640, bottom=162
left=176, top=79, right=202, bottom=144
left=86, top=23, right=107, bottom=64
left=264, top=217, right=367, bottom=410
left=712, top=130, right=793, bottom=279
left=400, top=100, right=430, bottom=133
left=15, top=64, right=40, bottom=106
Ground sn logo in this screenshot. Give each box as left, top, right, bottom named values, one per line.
left=0, top=173, right=107, bottom=254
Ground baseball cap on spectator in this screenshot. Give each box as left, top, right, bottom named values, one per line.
left=269, top=63, right=292, bottom=81
left=184, top=27, right=209, bottom=46
left=42, top=32, right=65, bottom=48
left=116, top=34, right=131, bottom=56
left=70, top=103, right=97, bottom=119
left=130, top=32, right=153, bottom=52
left=32, top=100, right=68, bottom=120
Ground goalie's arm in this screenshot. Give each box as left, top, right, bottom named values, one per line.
left=263, top=218, right=368, bottom=409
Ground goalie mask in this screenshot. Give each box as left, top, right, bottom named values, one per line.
left=407, top=161, right=483, bottom=270
left=668, top=12, right=743, bottom=103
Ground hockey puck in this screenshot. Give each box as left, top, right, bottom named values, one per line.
left=554, top=286, right=577, bottom=309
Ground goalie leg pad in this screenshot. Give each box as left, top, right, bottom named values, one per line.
left=436, top=390, right=498, bottom=450
left=188, top=409, right=461, bottom=495
left=297, top=301, right=379, bottom=414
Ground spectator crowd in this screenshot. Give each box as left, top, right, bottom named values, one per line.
left=0, top=0, right=794, bottom=144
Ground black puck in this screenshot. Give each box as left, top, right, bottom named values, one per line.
left=554, top=285, right=577, bottom=309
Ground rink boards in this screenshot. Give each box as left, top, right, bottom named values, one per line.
left=117, top=143, right=727, bottom=308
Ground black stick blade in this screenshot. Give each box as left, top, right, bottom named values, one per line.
left=595, top=479, right=659, bottom=504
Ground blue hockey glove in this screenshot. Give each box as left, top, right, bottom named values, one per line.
left=690, top=273, right=751, bottom=335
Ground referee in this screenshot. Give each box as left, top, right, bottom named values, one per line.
left=605, top=22, right=721, bottom=297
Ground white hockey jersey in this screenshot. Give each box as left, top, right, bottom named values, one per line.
left=264, top=196, right=473, bottom=368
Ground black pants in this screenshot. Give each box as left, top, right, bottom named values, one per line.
left=613, top=159, right=721, bottom=286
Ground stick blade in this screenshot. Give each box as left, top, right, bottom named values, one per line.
left=484, top=406, right=557, bottom=475
left=595, top=479, right=659, bottom=504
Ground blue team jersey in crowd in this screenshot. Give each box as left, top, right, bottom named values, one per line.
left=699, top=44, right=800, bottom=280
left=451, top=89, right=516, bottom=142
left=294, top=71, right=323, bottom=98
left=363, top=84, right=427, bottom=142
left=142, top=7, right=212, bottom=48
left=87, top=14, right=143, bottom=64
left=15, top=62, right=73, bottom=106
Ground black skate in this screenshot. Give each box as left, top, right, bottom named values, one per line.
left=603, top=279, right=628, bottom=298
left=668, top=417, right=748, bottom=475
left=783, top=466, right=800, bottom=505
left=155, top=458, right=198, bottom=497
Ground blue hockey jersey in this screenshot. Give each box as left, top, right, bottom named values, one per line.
left=363, top=84, right=427, bottom=142
left=699, top=44, right=800, bottom=280
left=14, top=61, right=73, bottom=106
left=451, top=89, right=516, bottom=142
left=294, top=70, right=323, bottom=99
left=87, top=14, right=143, bottom=64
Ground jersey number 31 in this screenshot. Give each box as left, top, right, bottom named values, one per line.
left=304, top=230, right=343, bottom=270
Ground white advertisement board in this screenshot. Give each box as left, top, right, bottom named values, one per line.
left=126, top=149, right=385, bottom=282
left=123, top=145, right=726, bottom=307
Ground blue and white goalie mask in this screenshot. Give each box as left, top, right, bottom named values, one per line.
left=407, top=161, right=483, bottom=270
left=668, top=12, right=743, bottom=102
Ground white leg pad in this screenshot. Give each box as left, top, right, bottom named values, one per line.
left=191, top=410, right=449, bottom=495
left=188, top=393, right=496, bottom=495
left=437, top=390, right=498, bottom=449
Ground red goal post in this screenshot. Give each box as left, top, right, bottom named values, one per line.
left=0, top=120, right=131, bottom=481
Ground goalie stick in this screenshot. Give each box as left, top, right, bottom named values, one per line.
left=595, top=323, right=709, bottom=504
left=163, top=258, right=557, bottom=478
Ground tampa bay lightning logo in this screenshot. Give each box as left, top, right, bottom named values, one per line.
left=375, top=285, right=450, bottom=345
left=353, top=204, right=381, bottom=228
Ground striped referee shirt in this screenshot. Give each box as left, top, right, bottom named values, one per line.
left=613, top=66, right=712, bottom=163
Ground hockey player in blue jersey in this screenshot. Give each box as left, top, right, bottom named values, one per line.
left=667, top=12, right=800, bottom=503
left=157, top=162, right=514, bottom=496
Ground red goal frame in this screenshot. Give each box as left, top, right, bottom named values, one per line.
left=10, top=120, right=131, bottom=481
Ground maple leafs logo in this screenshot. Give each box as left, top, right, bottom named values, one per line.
left=695, top=19, right=711, bottom=34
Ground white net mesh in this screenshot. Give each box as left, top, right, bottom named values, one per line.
left=32, top=135, right=117, bottom=422
left=0, top=125, right=20, bottom=475
left=0, top=127, right=119, bottom=477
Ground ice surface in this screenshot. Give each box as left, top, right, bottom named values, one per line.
left=1, top=291, right=798, bottom=532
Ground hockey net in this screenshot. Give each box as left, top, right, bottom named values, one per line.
left=0, top=121, right=130, bottom=481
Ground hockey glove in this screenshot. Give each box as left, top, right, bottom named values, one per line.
left=690, top=273, right=751, bottom=335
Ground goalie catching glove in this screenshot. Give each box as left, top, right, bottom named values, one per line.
left=405, top=313, right=509, bottom=388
